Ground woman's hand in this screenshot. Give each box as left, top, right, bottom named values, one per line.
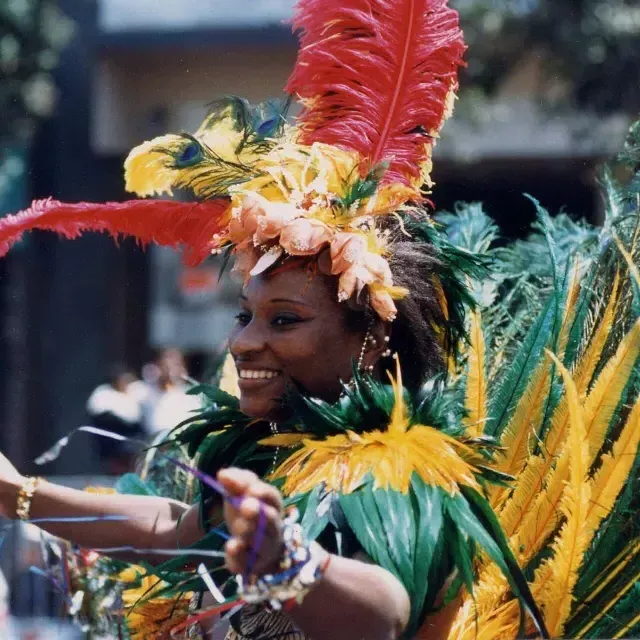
left=0, top=451, right=25, bottom=518
left=218, top=468, right=284, bottom=576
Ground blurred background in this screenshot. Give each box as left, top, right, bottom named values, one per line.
left=0, top=0, right=638, bottom=630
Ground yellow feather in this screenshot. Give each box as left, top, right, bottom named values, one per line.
left=585, top=394, right=640, bottom=534
left=575, top=567, right=640, bottom=638
left=514, top=447, right=570, bottom=563
left=498, top=455, right=547, bottom=536
left=464, top=310, right=487, bottom=438
left=501, top=316, right=640, bottom=538
left=582, top=316, right=640, bottom=457
left=491, top=361, right=551, bottom=509
left=124, top=103, right=262, bottom=198
left=557, top=263, right=582, bottom=356
left=573, top=540, right=640, bottom=617
left=260, top=433, right=307, bottom=447
left=613, top=611, right=640, bottom=639
left=388, top=355, right=408, bottom=435
left=272, top=424, right=480, bottom=496
left=573, top=270, right=620, bottom=396
left=614, top=232, right=640, bottom=290
left=533, top=352, right=591, bottom=637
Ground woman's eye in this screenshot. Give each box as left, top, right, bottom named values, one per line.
left=235, top=311, right=251, bottom=326
left=272, top=313, right=301, bottom=327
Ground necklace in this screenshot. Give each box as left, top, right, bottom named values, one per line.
left=269, top=422, right=280, bottom=475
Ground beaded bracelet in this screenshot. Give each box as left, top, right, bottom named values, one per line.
left=16, top=476, right=41, bottom=521
left=236, top=508, right=328, bottom=610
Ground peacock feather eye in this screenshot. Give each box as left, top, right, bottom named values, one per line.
left=176, top=141, right=201, bottom=166
left=256, top=117, right=278, bottom=137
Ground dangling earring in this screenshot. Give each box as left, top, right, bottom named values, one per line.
left=341, top=322, right=375, bottom=397
left=357, top=322, right=379, bottom=374
left=381, top=335, right=392, bottom=359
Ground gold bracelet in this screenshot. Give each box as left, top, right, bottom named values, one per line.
left=16, top=476, right=41, bottom=521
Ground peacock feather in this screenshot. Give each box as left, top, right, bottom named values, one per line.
left=125, top=96, right=289, bottom=199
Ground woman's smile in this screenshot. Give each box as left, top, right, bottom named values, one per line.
left=237, top=366, right=283, bottom=392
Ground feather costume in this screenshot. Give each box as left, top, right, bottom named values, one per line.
left=2, top=0, right=639, bottom=638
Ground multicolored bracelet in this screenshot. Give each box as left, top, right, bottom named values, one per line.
left=16, top=476, right=41, bottom=521
left=236, top=508, right=329, bottom=610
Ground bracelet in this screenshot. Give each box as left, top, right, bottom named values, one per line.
left=236, top=507, right=328, bottom=610
left=16, top=476, right=41, bottom=521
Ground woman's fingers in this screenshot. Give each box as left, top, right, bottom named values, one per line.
left=225, top=537, right=248, bottom=574
left=228, top=499, right=281, bottom=543
left=219, top=468, right=286, bottom=575
left=218, top=468, right=259, bottom=497
left=218, top=468, right=282, bottom=511
left=246, top=481, right=282, bottom=512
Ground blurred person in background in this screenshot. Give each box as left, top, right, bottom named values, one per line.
left=86, top=364, right=144, bottom=474
left=132, top=348, right=201, bottom=437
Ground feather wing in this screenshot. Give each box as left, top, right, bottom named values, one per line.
left=287, top=0, right=466, bottom=188
left=0, top=198, right=230, bottom=266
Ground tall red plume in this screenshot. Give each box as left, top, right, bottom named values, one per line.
left=0, top=198, right=230, bottom=267
left=286, top=0, right=466, bottom=186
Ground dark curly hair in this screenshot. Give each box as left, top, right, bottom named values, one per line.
left=342, top=214, right=481, bottom=391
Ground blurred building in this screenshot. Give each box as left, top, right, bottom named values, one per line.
left=3, top=0, right=632, bottom=474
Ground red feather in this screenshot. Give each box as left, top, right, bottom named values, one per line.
left=0, top=198, right=230, bottom=267
left=286, top=0, right=465, bottom=186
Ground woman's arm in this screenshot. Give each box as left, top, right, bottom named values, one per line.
left=290, top=549, right=411, bottom=640
left=0, top=452, right=207, bottom=564
left=220, top=468, right=411, bottom=640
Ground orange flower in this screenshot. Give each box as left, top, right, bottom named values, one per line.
left=231, top=242, right=260, bottom=282
left=338, top=264, right=374, bottom=301
left=369, top=285, right=398, bottom=322
left=254, top=201, right=299, bottom=244
left=364, top=252, right=393, bottom=286
left=280, top=217, right=334, bottom=256
left=228, top=195, right=261, bottom=244
left=330, top=232, right=368, bottom=274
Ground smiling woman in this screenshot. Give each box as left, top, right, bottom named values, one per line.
left=231, top=269, right=372, bottom=420
left=0, top=0, right=638, bottom=638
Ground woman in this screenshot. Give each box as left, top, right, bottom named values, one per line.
left=0, top=260, right=430, bottom=639
left=0, top=217, right=496, bottom=639
left=0, top=0, right=638, bottom=638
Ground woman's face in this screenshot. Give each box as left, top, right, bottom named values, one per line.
left=229, top=266, right=370, bottom=422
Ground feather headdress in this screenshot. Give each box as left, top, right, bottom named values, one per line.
left=0, top=1, right=465, bottom=323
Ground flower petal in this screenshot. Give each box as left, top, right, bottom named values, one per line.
left=250, top=247, right=283, bottom=275
left=370, top=287, right=398, bottom=322
left=330, top=232, right=368, bottom=274
left=280, top=218, right=334, bottom=256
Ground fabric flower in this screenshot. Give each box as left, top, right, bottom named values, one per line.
left=228, top=195, right=262, bottom=244
left=369, top=285, right=398, bottom=322
left=330, top=232, right=368, bottom=274
left=363, top=251, right=393, bottom=286
left=253, top=201, right=299, bottom=244
left=250, top=246, right=284, bottom=276
left=338, top=264, right=374, bottom=301
left=280, top=217, right=334, bottom=256
left=231, top=242, right=260, bottom=283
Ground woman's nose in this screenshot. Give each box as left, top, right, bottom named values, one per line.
left=229, top=320, right=267, bottom=357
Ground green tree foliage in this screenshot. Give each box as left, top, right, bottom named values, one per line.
left=454, top=0, right=640, bottom=113
left=0, top=0, right=73, bottom=143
